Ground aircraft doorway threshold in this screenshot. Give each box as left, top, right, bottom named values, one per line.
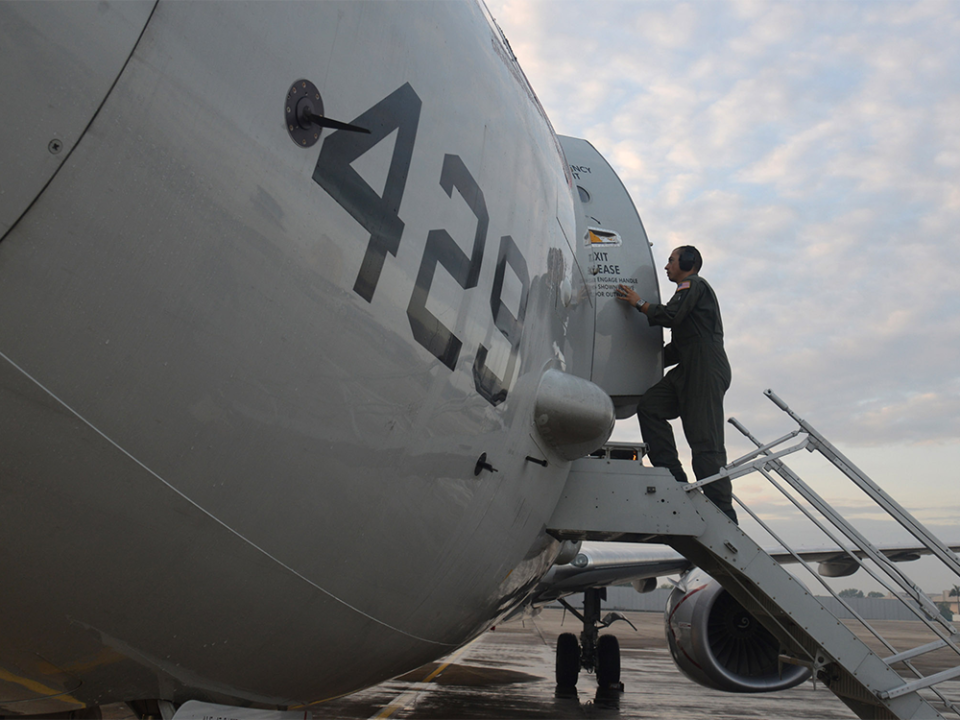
left=547, top=390, right=960, bottom=719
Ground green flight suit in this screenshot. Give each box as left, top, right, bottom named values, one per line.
left=638, top=274, right=736, bottom=523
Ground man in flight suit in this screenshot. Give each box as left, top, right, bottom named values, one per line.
left=616, top=246, right=736, bottom=523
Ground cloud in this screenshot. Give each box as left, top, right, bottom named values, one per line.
left=487, top=0, right=960, bottom=450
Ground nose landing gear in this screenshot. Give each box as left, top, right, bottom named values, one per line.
left=555, top=587, right=635, bottom=691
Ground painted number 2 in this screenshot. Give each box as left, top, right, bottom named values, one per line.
left=406, top=154, right=487, bottom=372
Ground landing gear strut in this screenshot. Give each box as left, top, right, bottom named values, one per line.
left=555, top=587, right=635, bottom=690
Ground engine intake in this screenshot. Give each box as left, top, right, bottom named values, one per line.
left=665, top=574, right=810, bottom=693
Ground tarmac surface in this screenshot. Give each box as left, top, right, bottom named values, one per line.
left=316, top=608, right=960, bottom=720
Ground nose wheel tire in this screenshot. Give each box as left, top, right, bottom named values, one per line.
left=556, top=632, right=580, bottom=687
left=596, top=634, right=621, bottom=688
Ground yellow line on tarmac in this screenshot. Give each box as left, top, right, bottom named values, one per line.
left=0, top=667, right=85, bottom=708
left=371, top=636, right=483, bottom=719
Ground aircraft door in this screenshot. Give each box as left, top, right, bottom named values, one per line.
left=558, top=136, right=662, bottom=419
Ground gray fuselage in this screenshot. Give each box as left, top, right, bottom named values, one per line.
left=0, top=1, right=659, bottom=712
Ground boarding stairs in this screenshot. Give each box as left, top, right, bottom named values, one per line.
left=548, top=390, right=960, bottom=719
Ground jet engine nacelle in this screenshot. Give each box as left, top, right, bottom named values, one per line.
left=665, top=572, right=811, bottom=693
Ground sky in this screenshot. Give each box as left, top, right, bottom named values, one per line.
left=484, top=0, right=960, bottom=594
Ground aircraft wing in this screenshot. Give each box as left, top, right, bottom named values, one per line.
left=531, top=540, right=960, bottom=605
left=532, top=543, right=692, bottom=604
left=765, top=542, right=960, bottom=577
left=533, top=541, right=693, bottom=605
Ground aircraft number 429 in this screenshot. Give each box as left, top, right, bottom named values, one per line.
left=312, top=83, right=530, bottom=407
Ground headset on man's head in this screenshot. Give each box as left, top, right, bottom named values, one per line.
left=678, top=246, right=701, bottom=272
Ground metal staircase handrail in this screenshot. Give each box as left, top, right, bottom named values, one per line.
left=765, top=389, right=960, bottom=579
left=712, top=390, right=960, bottom=716
left=732, top=476, right=960, bottom=716
left=729, top=419, right=959, bottom=637
left=727, top=410, right=960, bottom=644
left=730, top=488, right=960, bottom=716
